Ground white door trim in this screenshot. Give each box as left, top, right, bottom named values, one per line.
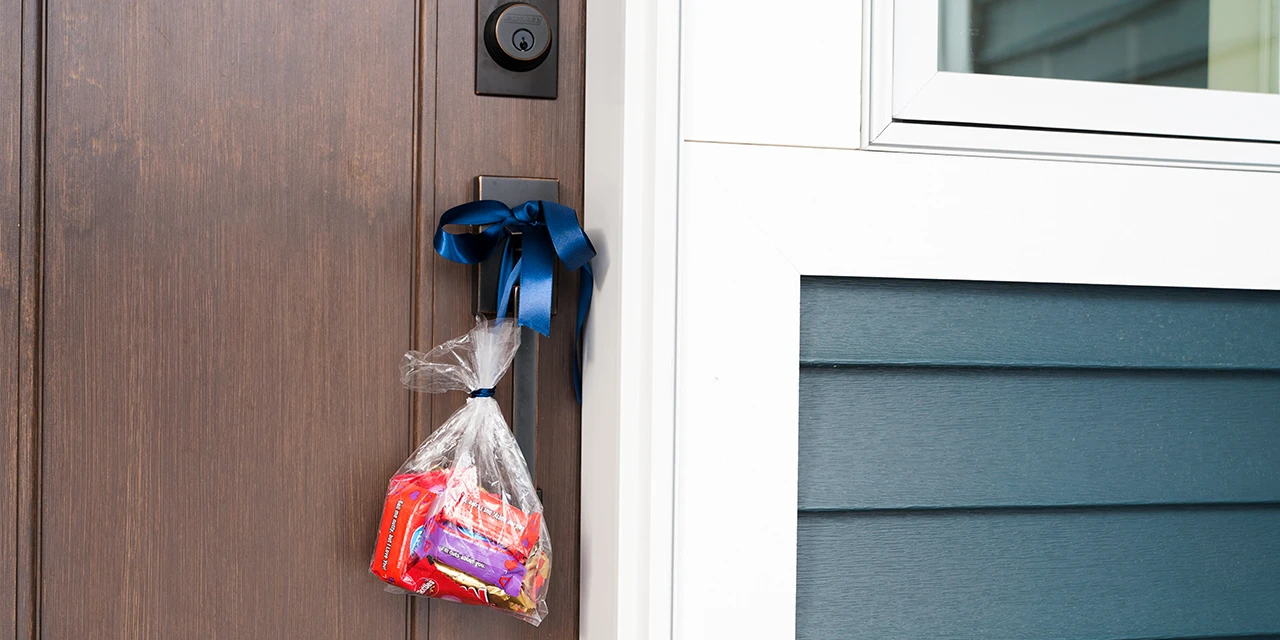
left=580, top=0, right=681, bottom=638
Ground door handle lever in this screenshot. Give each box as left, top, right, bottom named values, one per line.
left=473, top=175, right=560, bottom=482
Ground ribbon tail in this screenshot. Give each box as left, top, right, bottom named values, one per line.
left=572, top=262, right=593, bottom=403
left=517, top=228, right=555, bottom=337
left=540, top=200, right=597, bottom=269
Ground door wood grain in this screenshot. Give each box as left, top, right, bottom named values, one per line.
left=2, top=0, right=23, bottom=636
left=13, top=0, right=45, bottom=638
left=22, top=0, right=586, bottom=635
left=410, top=0, right=438, bottom=634
left=40, top=0, right=418, bottom=636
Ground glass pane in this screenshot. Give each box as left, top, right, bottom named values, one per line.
left=939, top=0, right=1280, bottom=94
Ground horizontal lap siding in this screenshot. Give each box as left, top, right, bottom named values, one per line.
left=800, top=367, right=1280, bottom=510
left=797, top=277, right=1280, bottom=640
left=801, top=278, right=1280, bottom=369
left=797, top=508, right=1280, bottom=640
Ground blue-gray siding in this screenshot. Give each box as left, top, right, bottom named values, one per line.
left=797, top=277, right=1280, bottom=640
left=801, top=278, right=1280, bottom=369
left=800, top=509, right=1280, bottom=640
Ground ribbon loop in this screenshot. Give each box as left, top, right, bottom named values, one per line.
left=433, top=199, right=595, bottom=401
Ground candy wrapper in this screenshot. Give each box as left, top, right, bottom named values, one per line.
left=371, top=320, right=551, bottom=625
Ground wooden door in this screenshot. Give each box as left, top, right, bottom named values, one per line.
left=3, top=0, right=584, bottom=638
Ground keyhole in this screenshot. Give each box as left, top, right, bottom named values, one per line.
left=513, top=29, right=534, bottom=52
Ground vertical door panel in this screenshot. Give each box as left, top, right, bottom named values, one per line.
left=423, top=0, right=585, bottom=637
left=2, top=0, right=21, bottom=635
left=40, top=1, right=417, bottom=636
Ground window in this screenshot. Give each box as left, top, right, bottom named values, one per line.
left=940, top=0, right=1279, bottom=94
left=866, top=0, right=1280, bottom=169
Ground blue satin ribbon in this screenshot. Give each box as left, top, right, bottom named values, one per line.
left=433, top=199, right=595, bottom=401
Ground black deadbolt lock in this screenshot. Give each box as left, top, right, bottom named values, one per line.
left=476, top=0, right=557, bottom=99
left=484, top=3, right=552, bottom=72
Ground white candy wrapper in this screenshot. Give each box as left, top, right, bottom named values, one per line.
left=370, top=319, right=551, bottom=626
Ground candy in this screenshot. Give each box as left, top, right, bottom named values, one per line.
left=372, top=320, right=551, bottom=625
left=421, top=521, right=526, bottom=597
left=525, top=547, right=551, bottom=600
left=431, top=561, right=539, bottom=615
left=373, top=466, right=547, bottom=606
left=402, top=551, right=547, bottom=618
left=370, top=469, right=450, bottom=589
left=519, top=511, right=542, bottom=557
left=403, top=557, right=499, bottom=608
left=437, top=468, right=540, bottom=561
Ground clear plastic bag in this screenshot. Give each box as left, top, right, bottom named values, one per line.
left=370, top=319, right=551, bottom=626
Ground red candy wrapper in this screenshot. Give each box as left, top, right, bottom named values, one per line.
left=370, top=320, right=551, bottom=626
left=372, top=470, right=450, bottom=590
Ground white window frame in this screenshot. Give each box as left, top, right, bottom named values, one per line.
left=865, top=0, right=1280, bottom=171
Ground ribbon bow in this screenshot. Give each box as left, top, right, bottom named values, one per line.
left=433, top=199, right=595, bottom=401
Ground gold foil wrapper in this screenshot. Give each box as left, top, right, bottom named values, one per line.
left=429, top=547, right=551, bottom=616
left=521, top=549, right=551, bottom=602
left=434, top=562, right=537, bottom=614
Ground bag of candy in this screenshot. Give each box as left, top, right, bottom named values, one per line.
left=371, top=319, right=551, bottom=625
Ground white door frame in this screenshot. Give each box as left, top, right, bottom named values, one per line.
left=581, top=1, right=1280, bottom=639
left=579, top=0, right=681, bottom=638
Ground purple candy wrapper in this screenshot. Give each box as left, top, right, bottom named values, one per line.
left=421, top=521, right=525, bottom=596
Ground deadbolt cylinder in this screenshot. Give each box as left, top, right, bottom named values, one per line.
left=484, top=2, right=553, bottom=72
